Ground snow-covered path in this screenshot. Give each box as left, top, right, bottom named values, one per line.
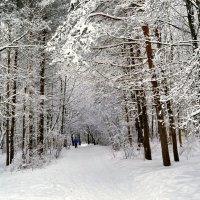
left=0, top=145, right=200, bottom=200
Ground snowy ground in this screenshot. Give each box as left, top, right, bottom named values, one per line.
left=0, top=144, right=200, bottom=200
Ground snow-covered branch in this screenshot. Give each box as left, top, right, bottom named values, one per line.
left=87, top=12, right=126, bottom=21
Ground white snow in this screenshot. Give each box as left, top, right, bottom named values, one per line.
left=0, top=145, right=200, bottom=200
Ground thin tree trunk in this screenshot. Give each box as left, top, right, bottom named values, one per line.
left=178, top=113, right=183, bottom=147
left=22, top=88, right=26, bottom=161
left=78, top=133, right=81, bottom=145
left=136, top=91, right=144, bottom=145
left=28, top=31, right=34, bottom=161
left=185, top=0, right=198, bottom=49
left=38, top=29, right=47, bottom=156
left=61, top=76, right=67, bottom=135
left=123, top=94, right=132, bottom=146
left=6, top=25, right=11, bottom=166
left=10, top=49, right=18, bottom=164
left=167, top=101, right=179, bottom=161
left=6, top=54, right=10, bottom=166
left=29, top=104, right=33, bottom=160
left=141, top=92, right=152, bottom=160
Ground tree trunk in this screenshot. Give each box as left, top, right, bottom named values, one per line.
left=142, top=24, right=171, bottom=166
left=10, top=48, right=18, bottom=164
left=123, top=94, right=132, bottom=146
left=178, top=129, right=183, bottom=147
left=71, top=134, right=74, bottom=146
left=185, top=0, right=198, bottom=49
left=78, top=133, right=81, bottom=145
left=167, top=101, right=179, bottom=161
left=6, top=51, right=11, bottom=166
left=87, top=133, right=90, bottom=144
left=38, top=29, right=47, bottom=156
left=22, top=88, right=26, bottom=161
left=28, top=32, right=34, bottom=161
left=141, top=92, right=152, bottom=160
left=136, top=91, right=144, bottom=145
left=6, top=25, right=11, bottom=166
left=61, top=77, right=67, bottom=135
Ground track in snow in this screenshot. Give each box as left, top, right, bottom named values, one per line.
left=0, top=145, right=200, bottom=200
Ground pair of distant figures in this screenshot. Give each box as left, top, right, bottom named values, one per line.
left=73, top=137, right=79, bottom=148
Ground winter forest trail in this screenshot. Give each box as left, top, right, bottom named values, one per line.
left=0, top=145, right=200, bottom=200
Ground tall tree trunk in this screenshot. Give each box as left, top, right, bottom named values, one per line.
left=28, top=31, right=34, bottom=161
left=61, top=77, right=67, bottom=135
left=142, top=24, right=171, bottom=166
left=6, top=25, right=11, bottom=166
left=38, top=29, right=47, bottom=156
left=10, top=49, right=18, bottom=164
left=6, top=54, right=10, bottom=166
left=22, top=88, right=26, bottom=161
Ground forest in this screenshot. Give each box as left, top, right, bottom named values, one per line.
left=0, top=0, right=200, bottom=170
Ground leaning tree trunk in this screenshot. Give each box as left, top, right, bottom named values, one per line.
left=142, top=23, right=171, bottom=166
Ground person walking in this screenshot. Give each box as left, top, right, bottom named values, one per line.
left=73, top=137, right=79, bottom=148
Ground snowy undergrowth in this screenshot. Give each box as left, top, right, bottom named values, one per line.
left=111, top=136, right=200, bottom=162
